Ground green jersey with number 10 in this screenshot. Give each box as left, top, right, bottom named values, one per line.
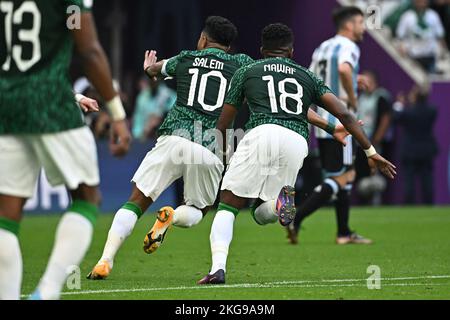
left=225, top=57, right=332, bottom=140
left=158, top=48, right=253, bottom=147
left=0, top=0, right=92, bottom=134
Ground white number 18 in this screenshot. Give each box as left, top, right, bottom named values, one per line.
left=262, top=75, right=303, bottom=115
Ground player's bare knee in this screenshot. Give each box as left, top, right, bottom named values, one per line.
left=128, top=185, right=153, bottom=213
left=71, top=185, right=101, bottom=207
left=219, top=190, right=247, bottom=210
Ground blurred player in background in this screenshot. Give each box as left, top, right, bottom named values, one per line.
left=86, top=16, right=254, bottom=280
left=0, top=0, right=131, bottom=300
left=287, top=6, right=372, bottom=245
left=198, top=23, right=396, bottom=284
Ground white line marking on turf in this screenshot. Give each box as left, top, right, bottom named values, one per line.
left=21, top=274, right=450, bottom=297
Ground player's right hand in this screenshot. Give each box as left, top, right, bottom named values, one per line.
left=143, top=50, right=158, bottom=81
left=110, top=120, right=131, bottom=157
left=368, top=154, right=397, bottom=180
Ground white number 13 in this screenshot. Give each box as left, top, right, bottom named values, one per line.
left=1, top=1, right=42, bottom=72
left=262, top=75, right=303, bottom=115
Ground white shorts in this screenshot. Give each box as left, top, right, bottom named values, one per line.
left=0, top=126, right=100, bottom=198
left=132, top=135, right=224, bottom=209
left=221, top=124, right=308, bottom=202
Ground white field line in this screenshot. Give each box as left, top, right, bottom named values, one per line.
left=22, top=275, right=450, bottom=297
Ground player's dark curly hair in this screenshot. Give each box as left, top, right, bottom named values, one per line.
left=261, top=23, right=294, bottom=51
left=203, top=16, right=238, bottom=47
left=332, top=6, right=364, bottom=29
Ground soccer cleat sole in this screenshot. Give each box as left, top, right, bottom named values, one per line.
left=277, top=186, right=296, bottom=227
left=143, top=206, right=174, bottom=254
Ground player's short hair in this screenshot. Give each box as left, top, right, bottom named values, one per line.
left=332, top=6, right=364, bottom=30
left=203, top=16, right=238, bottom=47
left=261, top=23, right=294, bottom=51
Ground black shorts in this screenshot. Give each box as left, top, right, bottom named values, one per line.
left=318, top=138, right=354, bottom=177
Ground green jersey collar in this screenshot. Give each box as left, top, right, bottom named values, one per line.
left=202, top=47, right=227, bottom=54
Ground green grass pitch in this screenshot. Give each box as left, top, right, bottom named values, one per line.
left=20, top=207, right=450, bottom=300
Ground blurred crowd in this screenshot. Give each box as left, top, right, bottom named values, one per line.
left=352, top=0, right=450, bottom=75
left=357, top=70, right=439, bottom=204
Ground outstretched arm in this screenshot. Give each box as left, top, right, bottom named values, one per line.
left=320, top=93, right=397, bottom=179
left=307, top=108, right=363, bottom=146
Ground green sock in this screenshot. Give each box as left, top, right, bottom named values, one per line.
left=0, top=217, right=20, bottom=236
left=68, top=200, right=98, bottom=226
left=122, top=202, right=144, bottom=219
left=217, top=202, right=240, bottom=217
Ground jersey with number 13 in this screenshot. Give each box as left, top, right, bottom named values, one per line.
left=0, top=0, right=92, bottom=134
left=225, top=57, right=332, bottom=141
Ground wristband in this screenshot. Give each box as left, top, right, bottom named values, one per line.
left=106, top=95, right=126, bottom=121
left=364, top=145, right=377, bottom=158
left=75, top=93, right=84, bottom=103
left=325, top=122, right=336, bottom=135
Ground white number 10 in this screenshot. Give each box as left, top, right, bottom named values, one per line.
left=1, top=1, right=42, bottom=72
left=187, top=68, right=228, bottom=112
left=262, top=75, right=303, bottom=115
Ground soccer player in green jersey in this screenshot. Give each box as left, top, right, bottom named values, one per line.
left=86, top=16, right=254, bottom=280
left=0, top=0, right=131, bottom=300
left=198, top=23, right=396, bottom=284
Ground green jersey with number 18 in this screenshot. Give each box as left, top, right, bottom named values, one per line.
left=158, top=48, right=253, bottom=147
left=225, top=57, right=332, bottom=140
left=0, top=0, right=92, bottom=134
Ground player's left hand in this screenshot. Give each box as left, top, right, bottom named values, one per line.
left=110, top=120, right=132, bottom=157
left=368, top=154, right=397, bottom=180
left=333, top=120, right=364, bottom=146
left=78, top=95, right=100, bottom=113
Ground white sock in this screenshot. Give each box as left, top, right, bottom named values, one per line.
left=254, top=200, right=278, bottom=225
left=173, top=205, right=203, bottom=228
left=0, top=229, right=22, bottom=300
left=37, top=213, right=93, bottom=300
left=99, top=208, right=138, bottom=265
left=210, top=210, right=235, bottom=274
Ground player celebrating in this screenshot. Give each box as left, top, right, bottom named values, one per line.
left=198, top=23, right=396, bottom=284
left=287, top=6, right=372, bottom=245
left=86, top=16, right=254, bottom=280
left=0, top=0, right=131, bottom=300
